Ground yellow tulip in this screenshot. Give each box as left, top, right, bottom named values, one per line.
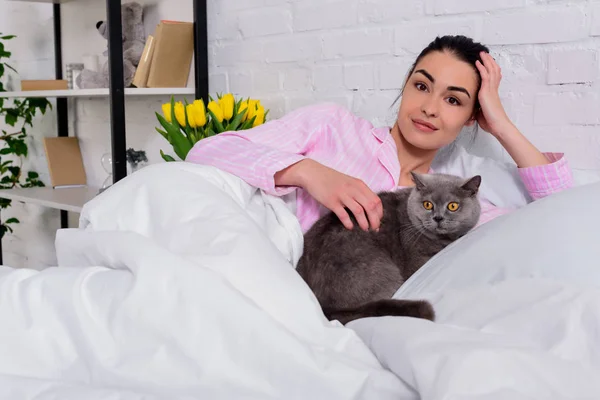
left=246, top=99, right=259, bottom=121
left=253, top=106, right=265, bottom=127
left=161, top=103, right=172, bottom=123
left=190, top=99, right=207, bottom=127
left=186, top=104, right=197, bottom=128
left=207, top=100, right=224, bottom=122
left=238, top=100, right=249, bottom=121
left=219, top=93, right=235, bottom=120
left=174, top=102, right=186, bottom=127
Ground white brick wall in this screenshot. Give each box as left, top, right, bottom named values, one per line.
left=0, top=1, right=58, bottom=269
left=1, top=0, right=600, bottom=267
left=547, top=50, right=598, bottom=85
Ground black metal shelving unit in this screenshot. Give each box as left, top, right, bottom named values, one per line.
left=0, top=0, right=209, bottom=264
left=106, top=0, right=209, bottom=181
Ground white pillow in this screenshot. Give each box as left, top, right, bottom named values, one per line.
left=397, top=181, right=600, bottom=298
left=432, top=144, right=600, bottom=209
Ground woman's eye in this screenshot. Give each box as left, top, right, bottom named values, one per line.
left=415, top=83, right=428, bottom=91
left=447, top=97, right=461, bottom=106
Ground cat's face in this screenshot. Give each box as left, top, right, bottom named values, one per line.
left=406, top=173, right=481, bottom=238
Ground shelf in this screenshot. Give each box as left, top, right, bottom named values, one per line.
left=0, top=186, right=98, bottom=213
left=1, top=87, right=196, bottom=98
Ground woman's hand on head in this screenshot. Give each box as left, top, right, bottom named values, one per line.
left=475, top=51, right=514, bottom=138
left=282, top=159, right=383, bottom=231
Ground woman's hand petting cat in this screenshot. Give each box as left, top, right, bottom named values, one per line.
left=277, top=159, right=383, bottom=231
left=475, top=51, right=514, bottom=139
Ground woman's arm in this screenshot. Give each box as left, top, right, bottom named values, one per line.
left=186, top=103, right=335, bottom=196
left=186, top=103, right=383, bottom=231
left=475, top=51, right=573, bottom=199
left=475, top=51, right=549, bottom=168
left=488, top=121, right=549, bottom=168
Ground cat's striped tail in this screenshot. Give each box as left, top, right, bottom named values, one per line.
left=324, top=299, right=435, bottom=325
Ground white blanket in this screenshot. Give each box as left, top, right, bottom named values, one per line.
left=351, top=279, right=600, bottom=400
left=2, top=162, right=600, bottom=399
left=350, top=180, right=600, bottom=399
left=0, top=163, right=408, bottom=399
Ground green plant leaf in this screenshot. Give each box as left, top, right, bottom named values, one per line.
left=206, top=109, right=225, bottom=133
left=5, top=217, right=18, bottom=224
left=158, top=116, right=192, bottom=160
left=154, top=126, right=169, bottom=140
left=4, top=109, right=18, bottom=126
left=241, top=115, right=257, bottom=130
left=13, top=140, right=27, bottom=156
left=0, top=42, right=10, bottom=59
left=226, top=109, right=247, bottom=131
left=160, top=149, right=176, bottom=162
left=7, top=166, right=20, bottom=177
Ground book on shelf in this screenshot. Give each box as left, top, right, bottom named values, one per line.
left=21, top=80, right=68, bottom=91
left=43, top=137, right=87, bottom=189
left=146, top=20, right=194, bottom=88
left=132, top=34, right=156, bottom=88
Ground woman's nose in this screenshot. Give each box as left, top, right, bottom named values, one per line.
left=421, top=99, right=439, bottom=118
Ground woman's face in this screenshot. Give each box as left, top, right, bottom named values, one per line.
left=397, top=50, right=480, bottom=151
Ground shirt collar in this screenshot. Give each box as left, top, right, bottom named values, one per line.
left=371, top=126, right=392, bottom=143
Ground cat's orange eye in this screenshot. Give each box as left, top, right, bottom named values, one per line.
left=423, top=201, right=433, bottom=210
left=447, top=202, right=459, bottom=212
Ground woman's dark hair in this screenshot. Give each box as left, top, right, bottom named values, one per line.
left=396, top=35, right=490, bottom=112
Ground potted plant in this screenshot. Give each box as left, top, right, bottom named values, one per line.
left=0, top=33, right=50, bottom=238
left=155, top=93, right=268, bottom=162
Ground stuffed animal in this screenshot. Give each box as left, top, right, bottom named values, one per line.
left=76, top=2, right=145, bottom=89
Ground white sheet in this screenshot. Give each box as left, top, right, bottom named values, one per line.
left=0, top=163, right=408, bottom=399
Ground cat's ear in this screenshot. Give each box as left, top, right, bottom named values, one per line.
left=410, top=171, right=427, bottom=191
left=460, top=175, right=481, bottom=196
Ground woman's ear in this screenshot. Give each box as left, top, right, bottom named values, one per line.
left=465, top=107, right=481, bottom=127
left=465, top=114, right=477, bottom=127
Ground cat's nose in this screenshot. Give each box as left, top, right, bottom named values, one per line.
left=433, top=216, right=443, bottom=223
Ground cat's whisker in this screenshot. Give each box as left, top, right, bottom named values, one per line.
left=401, top=225, right=424, bottom=249
left=406, top=230, right=424, bottom=250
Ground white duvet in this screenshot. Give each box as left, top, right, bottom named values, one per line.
left=1, top=162, right=600, bottom=399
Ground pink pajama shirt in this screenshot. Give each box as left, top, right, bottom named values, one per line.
left=186, top=103, right=573, bottom=233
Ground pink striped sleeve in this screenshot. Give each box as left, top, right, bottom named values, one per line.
left=517, top=152, right=574, bottom=200
left=185, top=103, right=345, bottom=196
left=476, top=199, right=515, bottom=227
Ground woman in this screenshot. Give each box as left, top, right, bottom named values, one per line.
left=186, top=35, right=572, bottom=233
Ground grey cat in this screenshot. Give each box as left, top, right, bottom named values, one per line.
left=296, top=172, right=482, bottom=325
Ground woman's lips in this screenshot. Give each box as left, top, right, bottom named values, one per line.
left=412, top=119, right=438, bottom=133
